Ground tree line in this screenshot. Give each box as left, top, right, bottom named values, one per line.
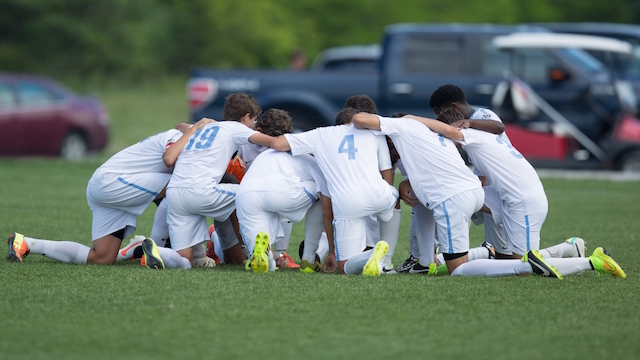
left=1, top=0, right=638, bottom=80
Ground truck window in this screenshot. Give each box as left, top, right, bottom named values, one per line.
left=510, top=48, right=559, bottom=84
left=401, top=36, right=464, bottom=74
left=482, top=39, right=510, bottom=76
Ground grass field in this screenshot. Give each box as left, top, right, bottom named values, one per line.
left=1, top=80, right=639, bottom=359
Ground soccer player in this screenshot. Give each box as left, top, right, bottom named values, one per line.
left=141, top=93, right=277, bottom=269
left=235, top=109, right=327, bottom=273
left=400, top=109, right=626, bottom=278
left=269, top=107, right=400, bottom=276
left=429, top=84, right=586, bottom=262
left=6, top=119, right=210, bottom=266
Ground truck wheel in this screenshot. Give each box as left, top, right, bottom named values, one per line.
left=60, top=132, right=88, bottom=160
left=619, top=149, right=640, bottom=173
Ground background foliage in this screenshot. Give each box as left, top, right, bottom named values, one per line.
left=1, top=0, right=639, bottom=79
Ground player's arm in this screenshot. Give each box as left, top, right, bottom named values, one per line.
left=351, top=112, right=381, bottom=130
left=405, top=115, right=464, bottom=141
left=248, top=132, right=278, bottom=148
left=266, top=135, right=291, bottom=152
left=451, top=119, right=504, bottom=135
left=398, top=180, right=419, bottom=207
left=163, top=118, right=213, bottom=167
left=381, top=169, right=393, bottom=186
left=321, top=194, right=338, bottom=273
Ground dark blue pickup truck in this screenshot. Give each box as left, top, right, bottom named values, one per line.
left=188, top=23, right=640, bottom=170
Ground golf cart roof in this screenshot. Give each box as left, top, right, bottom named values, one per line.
left=492, top=33, right=633, bottom=54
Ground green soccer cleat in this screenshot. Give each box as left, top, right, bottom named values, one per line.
left=300, top=259, right=322, bottom=273
left=250, top=232, right=271, bottom=274
left=142, top=238, right=165, bottom=270
left=523, top=249, right=562, bottom=279
left=362, top=240, right=389, bottom=277
left=589, top=247, right=626, bottom=278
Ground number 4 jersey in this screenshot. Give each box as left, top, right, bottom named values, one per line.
left=284, top=124, right=394, bottom=219
left=168, top=122, right=257, bottom=189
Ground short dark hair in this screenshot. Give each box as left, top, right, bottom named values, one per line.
left=429, top=84, right=466, bottom=109
left=255, top=109, right=293, bottom=136
left=223, top=93, right=262, bottom=121
left=344, top=94, right=377, bottom=114
left=390, top=112, right=407, bottom=118
left=335, top=107, right=360, bottom=125
left=436, top=108, right=465, bottom=125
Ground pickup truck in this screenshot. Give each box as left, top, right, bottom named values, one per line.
left=188, top=23, right=640, bottom=170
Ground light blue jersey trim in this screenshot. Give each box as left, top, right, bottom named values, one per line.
left=117, top=177, right=159, bottom=197
left=213, top=187, right=236, bottom=196
left=303, top=188, right=317, bottom=204
left=525, top=215, right=530, bottom=251
left=442, top=201, right=453, bottom=253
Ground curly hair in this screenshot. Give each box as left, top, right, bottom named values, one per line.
left=255, top=109, right=293, bottom=136
left=344, top=94, right=377, bottom=114
left=436, top=108, right=465, bottom=125
left=335, top=107, right=360, bottom=125
left=223, top=93, right=262, bottom=121
left=429, top=84, right=466, bottom=109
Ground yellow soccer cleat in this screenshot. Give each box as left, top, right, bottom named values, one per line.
left=590, top=247, right=626, bottom=279
left=363, top=240, right=389, bottom=277
left=250, top=232, right=271, bottom=274
left=523, top=249, right=562, bottom=279
left=142, top=238, right=165, bottom=270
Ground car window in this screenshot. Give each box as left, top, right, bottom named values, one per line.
left=510, top=48, right=559, bottom=84
left=0, top=84, right=17, bottom=110
left=322, top=59, right=379, bottom=72
left=17, top=82, right=56, bottom=107
left=482, top=39, right=511, bottom=76
left=401, top=36, right=464, bottom=74
left=560, top=48, right=603, bottom=73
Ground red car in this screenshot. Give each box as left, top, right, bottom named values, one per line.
left=0, top=73, right=109, bottom=159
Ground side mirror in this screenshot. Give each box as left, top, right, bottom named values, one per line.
left=548, top=67, right=571, bottom=82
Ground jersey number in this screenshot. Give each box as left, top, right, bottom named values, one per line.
left=185, top=127, right=219, bottom=151
left=495, top=135, right=523, bottom=159
left=338, top=134, right=358, bottom=160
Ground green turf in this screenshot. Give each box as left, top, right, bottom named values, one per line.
left=0, top=158, right=639, bottom=360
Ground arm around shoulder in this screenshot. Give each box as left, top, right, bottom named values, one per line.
left=352, top=113, right=381, bottom=130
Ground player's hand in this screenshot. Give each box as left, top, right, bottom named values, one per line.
left=231, top=155, right=245, bottom=168
left=323, top=253, right=338, bottom=273
left=193, top=117, right=215, bottom=130
left=399, top=180, right=419, bottom=207
left=451, top=120, right=471, bottom=129
left=174, top=123, right=192, bottom=133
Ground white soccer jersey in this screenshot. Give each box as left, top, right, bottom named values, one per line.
left=375, top=116, right=481, bottom=209
left=470, top=108, right=511, bottom=144
left=168, top=122, right=257, bottom=189
left=284, top=124, right=393, bottom=219
left=238, top=143, right=268, bottom=171
left=92, top=129, right=182, bottom=178
left=459, top=128, right=547, bottom=209
left=237, top=149, right=328, bottom=198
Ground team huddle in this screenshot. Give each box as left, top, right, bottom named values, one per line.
left=6, top=85, right=627, bottom=280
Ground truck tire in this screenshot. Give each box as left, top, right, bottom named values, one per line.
left=618, top=149, right=640, bottom=173
left=60, top=131, right=88, bottom=160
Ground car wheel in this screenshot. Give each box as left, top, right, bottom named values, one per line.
left=619, top=149, right=640, bottom=173
left=60, top=132, right=88, bottom=160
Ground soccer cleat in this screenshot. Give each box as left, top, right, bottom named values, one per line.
left=250, top=232, right=271, bottom=273
left=408, top=261, right=437, bottom=275
left=362, top=240, right=389, bottom=276
left=523, top=250, right=562, bottom=279
left=300, top=259, right=322, bottom=273
left=193, top=256, right=217, bottom=268
left=481, top=241, right=496, bottom=259
left=117, top=235, right=145, bottom=261
left=381, top=266, right=397, bottom=275
left=205, top=240, right=222, bottom=264
left=565, top=237, right=586, bottom=258
left=7, top=232, right=30, bottom=262
left=276, top=252, right=300, bottom=269
left=395, top=254, right=418, bottom=273
left=589, top=247, right=626, bottom=278
left=142, top=238, right=165, bottom=270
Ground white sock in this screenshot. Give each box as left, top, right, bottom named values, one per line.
left=343, top=250, right=372, bottom=275
left=544, top=258, right=592, bottom=276
left=26, top=237, right=90, bottom=264
left=156, top=247, right=191, bottom=269
left=451, top=259, right=532, bottom=276
left=380, top=209, right=402, bottom=268
left=268, top=250, right=277, bottom=272
left=317, top=232, right=329, bottom=260
left=539, top=241, right=574, bottom=259
left=436, top=253, right=445, bottom=266
left=409, top=210, right=419, bottom=257
left=414, top=204, right=435, bottom=265
left=192, top=242, right=206, bottom=259
left=302, top=201, right=324, bottom=262
left=211, top=231, right=225, bottom=263
left=150, top=199, right=169, bottom=247
left=468, top=246, right=490, bottom=261
left=273, top=220, right=292, bottom=257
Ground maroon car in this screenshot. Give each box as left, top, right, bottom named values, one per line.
left=0, top=73, right=109, bottom=159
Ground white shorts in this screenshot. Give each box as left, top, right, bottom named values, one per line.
left=166, top=185, right=237, bottom=251
left=235, top=184, right=316, bottom=254
left=503, top=205, right=547, bottom=255
left=86, top=173, right=171, bottom=241
left=432, top=187, right=484, bottom=255
left=365, top=215, right=380, bottom=247
left=481, top=186, right=509, bottom=255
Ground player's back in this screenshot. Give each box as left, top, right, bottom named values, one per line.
left=169, top=121, right=255, bottom=189
left=286, top=124, right=391, bottom=218
left=93, top=129, right=182, bottom=177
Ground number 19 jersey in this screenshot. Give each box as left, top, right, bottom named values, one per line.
left=284, top=124, right=395, bottom=219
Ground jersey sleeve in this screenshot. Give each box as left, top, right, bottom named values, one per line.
left=232, top=123, right=258, bottom=146
left=284, top=129, right=319, bottom=156
left=470, top=108, right=502, bottom=122
left=376, top=136, right=392, bottom=171
left=373, top=116, right=402, bottom=137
